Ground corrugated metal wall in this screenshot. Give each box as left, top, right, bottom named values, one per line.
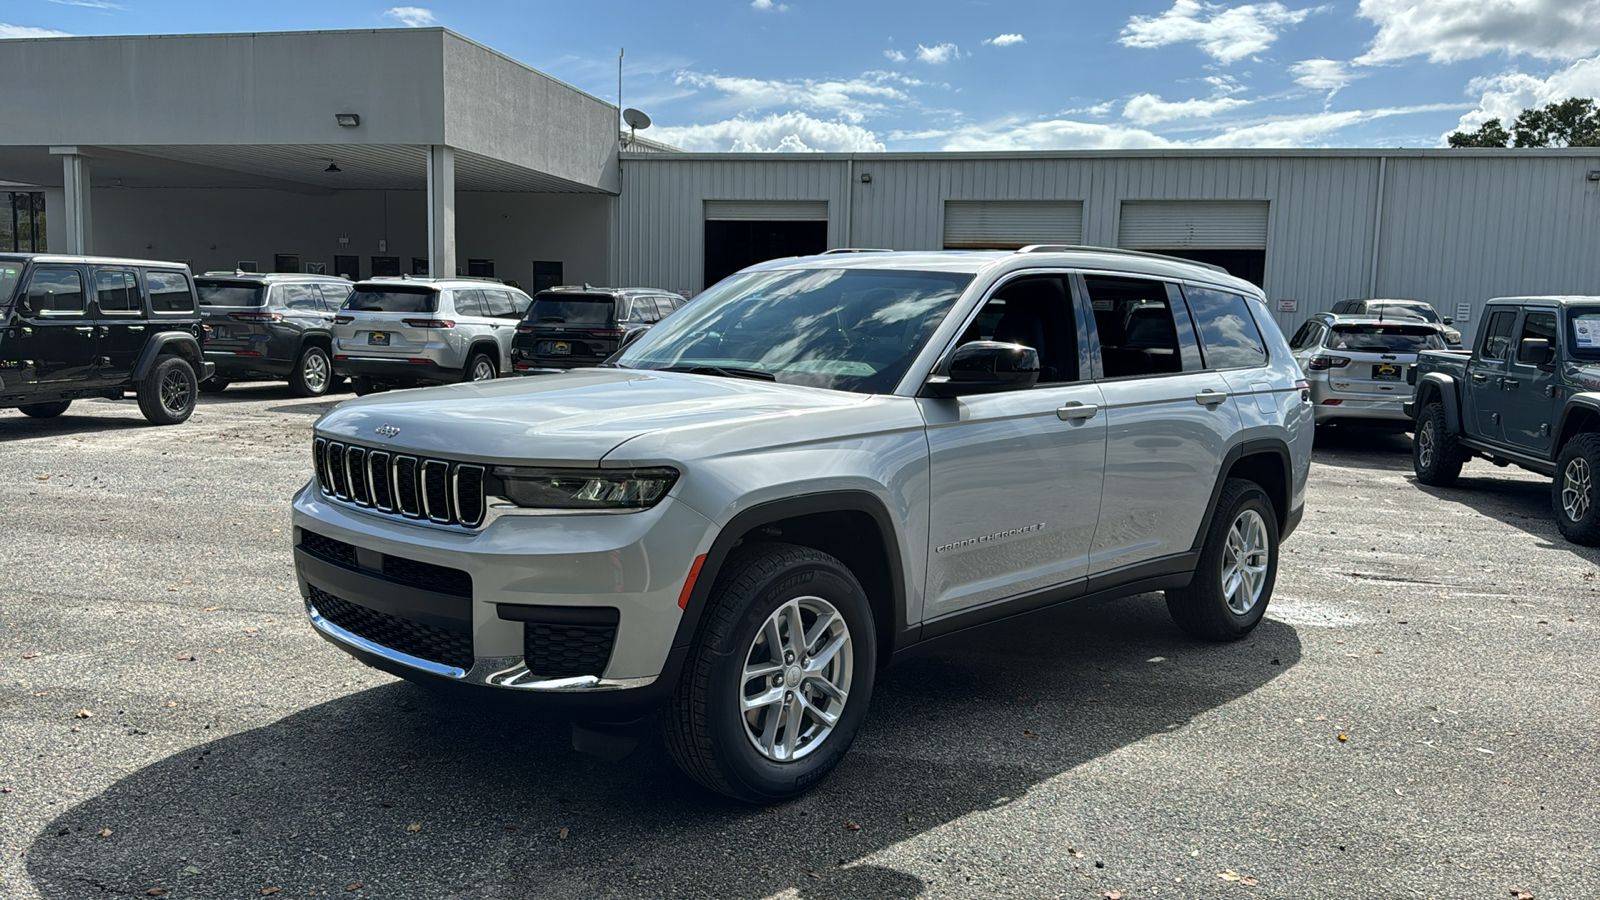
left=614, top=151, right=1600, bottom=339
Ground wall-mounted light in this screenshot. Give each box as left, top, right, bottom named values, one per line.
left=325, top=163, right=342, bottom=173
left=335, top=113, right=361, bottom=127
left=1588, top=170, right=1600, bottom=182
left=859, top=173, right=872, bottom=183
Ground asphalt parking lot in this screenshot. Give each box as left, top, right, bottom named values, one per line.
left=2, top=387, right=1596, bottom=900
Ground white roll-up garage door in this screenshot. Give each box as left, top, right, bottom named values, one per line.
left=1118, top=200, right=1269, bottom=249
left=703, top=200, right=829, bottom=221
left=943, top=200, right=1084, bottom=249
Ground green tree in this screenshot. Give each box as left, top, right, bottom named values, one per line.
left=1449, top=97, right=1600, bottom=148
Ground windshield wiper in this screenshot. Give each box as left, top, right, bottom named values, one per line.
left=660, top=364, right=777, bottom=381
left=537, top=316, right=566, bottom=323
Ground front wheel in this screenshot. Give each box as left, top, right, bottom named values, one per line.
left=17, top=400, right=72, bottom=419
left=1166, top=479, right=1279, bottom=641
left=288, top=345, right=333, bottom=397
left=1413, top=401, right=1464, bottom=486
left=136, top=356, right=198, bottom=425
left=664, top=542, right=877, bottom=802
left=1553, top=434, right=1600, bottom=545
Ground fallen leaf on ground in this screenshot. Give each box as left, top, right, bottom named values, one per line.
left=1242, top=876, right=1259, bottom=886
left=1338, top=734, right=1348, bottom=742
left=1022, top=729, right=1037, bottom=737
left=203, top=606, right=221, bottom=612
left=558, top=827, right=569, bottom=839
left=1105, top=892, right=1123, bottom=900
left=1217, top=870, right=1242, bottom=882
left=406, top=823, right=421, bottom=833
left=21, top=653, right=38, bottom=660
left=843, top=821, right=861, bottom=831
left=174, top=655, right=194, bottom=661
left=75, top=709, right=92, bottom=719
left=164, top=701, right=178, bottom=707
left=261, top=889, right=280, bottom=896
left=1510, top=891, right=1534, bottom=900
left=96, top=829, right=112, bottom=837
left=145, top=890, right=167, bottom=897
left=345, top=883, right=363, bottom=891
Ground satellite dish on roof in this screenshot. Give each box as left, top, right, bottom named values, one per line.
left=623, top=108, right=652, bottom=130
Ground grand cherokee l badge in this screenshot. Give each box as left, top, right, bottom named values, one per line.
left=374, top=424, right=401, bottom=438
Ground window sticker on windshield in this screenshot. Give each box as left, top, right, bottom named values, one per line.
left=1574, top=315, right=1600, bottom=349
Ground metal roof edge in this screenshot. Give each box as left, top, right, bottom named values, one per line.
left=621, top=147, right=1600, bottom=162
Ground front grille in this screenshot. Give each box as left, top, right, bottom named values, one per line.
left=310, top=585, right=474, bottom=671
left=299, top=529, right=357, bottom=567
left=382, top=555, right=472, bottom=598
left=314, top=437, right=486, bottom=528
left=525, top=622, right=618, bottom=678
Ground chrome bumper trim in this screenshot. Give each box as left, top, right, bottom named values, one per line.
left=308, top=602, right=467, bottom=680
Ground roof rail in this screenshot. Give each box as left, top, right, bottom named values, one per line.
left=1014, top=244, right=1230, bottom=274
left=820, top=247, right=894, bottom=254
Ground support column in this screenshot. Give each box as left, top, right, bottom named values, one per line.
left=52, top=146, right=93, bottom=255
left=426, top=145, right=456, bottom=278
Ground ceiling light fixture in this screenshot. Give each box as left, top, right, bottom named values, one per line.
left=325, top=163, right=342, bottom=173
left=335, top=113, right=360, bottom=127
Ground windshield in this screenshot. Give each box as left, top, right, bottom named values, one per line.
left=1369, top=303, right=1440, bottom=323
left=1328, top=324, right=1445, bottom=353
left=0, top=262, right=21, bottom=308
left=343, top=286, right=438, bottom=313
left=527, top=295, right=614, bottom=325
left=196, top=281, right=267, bottom=307
left=1568, top=308, right=1600, bottom=360
left=615, top=267, right=973, bottom=394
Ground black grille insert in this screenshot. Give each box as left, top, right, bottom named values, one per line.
left=369, top=451, right=393, bottom=511
left=395, top=456, right=421, bottom=517
left=310, top=585, right=474, bottom=671
left=299, top=529, right=357, bottom=567
left=422, top=460, right=451, bottom=522
left=345, top=447, right=370, bottom=505
left=525, top=622, right=618, bottom=678
left=381, top=556, right=472, bottom=598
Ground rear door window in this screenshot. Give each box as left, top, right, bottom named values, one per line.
left=145, top=270, right=195, bottom=313
left=1084, top=275, right=1194, bottom=377
left=453, top=290, right=486, bottom=318
left=1182, top=286, right=1269, bottom=369
left=27, top=267, right=85, bottom=315
left=482, top=289, right=519, bottom=319
left=528, top=295, right=615, bottom=326
left=280, top=284, right=322, bottom=310
left=343, top=287, right=438, bottom=313
left=94, top=269, right=140, bottom=313
left=627, top=299, right=655, bottom=324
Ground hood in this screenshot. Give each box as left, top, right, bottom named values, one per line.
left=312, top=368, right=871, bottom=465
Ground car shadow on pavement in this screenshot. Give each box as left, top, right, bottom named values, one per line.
left=26, top=596, right=1301, bottom=900
left=1309, top=424, right=1413, bottom=471
left=0, top=408, right=152, bottom=440
left=1413, top=473, right=1600, bottom=559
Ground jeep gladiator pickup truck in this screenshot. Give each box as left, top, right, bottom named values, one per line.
left=1408, top=295, right=1600, bottom=544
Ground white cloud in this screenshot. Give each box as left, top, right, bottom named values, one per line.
left=675, top=70, right=914, bottom=124
left=1205, top=74, right=1248, bottom=95
left=652, top=112, right=886, bottom=152
left=1123, top=92, right=1252, bottom=125
left=49, top=0, right=121, bottom=8
left=1120, top=0, right=1315, bottom=64
left=1357, top=0, right=1600, bottom=65
left=751, top=0, right=789, bottom=11
left=1446, top=54, right=1600, bottom=140
left=883, top=49, right=906, bottom=62
left=983, top=33, right=1025, bottom=47
left=1291, top=58, right=1354, bottom=91
left=0, top=23, right=71, bottom=38
left=940, top=118, right=1176, bottom=151
left=1191, top=103, right=1460, bottom=146
left=915, top=42, right=960, bottom=64
left=384, top=6, right=435, bottom=27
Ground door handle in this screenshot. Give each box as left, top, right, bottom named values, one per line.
left=1056, top=402, right=1098, bottom=421
left=1502, top=378, right=1519, bottom=391
left=1469, top=372, right=1490, bottom=384
left=1194, top=390, right=1228, bottom=406
left=73, top=326, right=93, bottom=333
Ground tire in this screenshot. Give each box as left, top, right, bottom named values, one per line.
left=288, top=345, right=333, bottom=398
left=664, top=542, right=878, bottom=803
left=1166, top=479, right=1279, bottom=641
left=198, top=377, right=230, bottom=394
left=17, top=400, right=71, bottom=419
left=1553, top=434, right=1600, bottom=545
left=1412, top=401, right=1464, bottom=487
left=351, top=377, right=387, bottom=397
left=464, top=351, right=497, bottom=383
left=135, top=355, right=198, bottom=425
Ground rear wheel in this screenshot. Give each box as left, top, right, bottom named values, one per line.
left=136, top=356, right=198, bottom=425
left=1166, top=479, right=1278, bottom=641
left=17, top=400, right=72, bottom=419
left=198, top=377, right=230, bottom=394
left=351, top=377, right=387, bottom=397
left=1412, top=401, right=1464, bottom=486
left=1553, top=434, right=1600, bottom=545
left=288, top=345, right=333, bottom=397
left=664, top=542, right=877, bottom=802
left=465, top=352, right=497, bottom=383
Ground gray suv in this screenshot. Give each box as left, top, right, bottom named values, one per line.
left=330, top=277, right=532, bottom=395
left=292, top=247, right=1313, bottom=801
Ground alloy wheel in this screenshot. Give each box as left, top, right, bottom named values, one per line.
left=739, top=595, right=854, bottom=762
left=160, top=367, right=193, bottom=414
left=1220, top=508, right=1270, bottom=616
left=1563, top=456, right=1592, bottom=522
left=471, top=358, right=496, bottom=381
left=1417, top=420, right=1435, bottom=469
left=303, top=351, right=330, bottom=392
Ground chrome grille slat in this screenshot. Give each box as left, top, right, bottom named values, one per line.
left=312, top=439, right=486, bottom=529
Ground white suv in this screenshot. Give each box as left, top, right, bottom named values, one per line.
left=331, top=277, right=532, bottom=395
left=293, top=247, right=1314, bottom=801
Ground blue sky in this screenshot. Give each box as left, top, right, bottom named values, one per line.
left=7, top=1, right=1600, bottom=151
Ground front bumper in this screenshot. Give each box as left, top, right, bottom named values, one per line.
left=291, top=482, right=713, bottom=707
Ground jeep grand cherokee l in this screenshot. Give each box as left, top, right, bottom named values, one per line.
left=292, top=246, right=1313, bottom=801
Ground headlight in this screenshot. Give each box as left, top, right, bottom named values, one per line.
left=492, top=466, right=678, bottom=511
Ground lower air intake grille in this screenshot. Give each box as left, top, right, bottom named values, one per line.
left=381, top=555, right=473, bottom=598
left=525, top=622, right=618, bottom=678
left=310, top=585, right=474, bottom=671
left=299, top=529, right=357, bottom=568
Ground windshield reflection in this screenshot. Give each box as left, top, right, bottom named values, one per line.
left=616, top=268, right=972, bottom=393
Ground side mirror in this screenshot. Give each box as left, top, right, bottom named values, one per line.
left=1443, top=317, right=1454, bottom=325
left=1517, top=337, right=1556, bottom=367
left=924, top=341, right=1040, bottom=397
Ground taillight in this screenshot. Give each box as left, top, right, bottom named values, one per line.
left=587, top=328, right=626, bottom=337
left=230, top=312, right=283, bottom=322
left=334, top=315, right=354, bottom=324
left=402, top=318, right=456, bottom=328
left=1307, top=355, right=1350, bottom=371
left=515, top=325, right=535, bottom=333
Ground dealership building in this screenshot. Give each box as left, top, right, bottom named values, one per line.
left=6, top=27, right=1600, bottom=336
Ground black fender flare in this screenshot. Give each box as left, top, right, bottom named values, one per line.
left=294, top=330, right=333, bottom=358
left=1553, top=393, right=1600, bottom=453
left=1414, top=372, right=1462, bottom=434
left=465, top=340, right=502, bottom=372
left=667, top=490, right=911, bottom=661
left=1191, top=438, right=1297, bottom=550
left=132, top=332, right=203, bottom=381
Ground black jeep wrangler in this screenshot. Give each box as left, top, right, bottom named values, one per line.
left=0, top=253, right=212, bottom=425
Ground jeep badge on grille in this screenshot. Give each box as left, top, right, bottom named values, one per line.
left=374, top=424, right=401, bottom=438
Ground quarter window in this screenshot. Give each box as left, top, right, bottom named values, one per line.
left=627, top=299, right=655, bottom=324
left=26, top=267, right=85, bottom=314
left=1084, top=276, right=1186, bottom=378
left=318, top=283, right=352, bottom=309
left=94, top=269, right=140, bottom=313
left=1183, top=286, right=1269, bottom=369
left=1480, top=310, right=1517, bottom=361
left=144, top=270, right=194, bottom=312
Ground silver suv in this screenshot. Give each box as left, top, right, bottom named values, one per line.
left=293, top=247, right=1313, bottom=801
left=330, top=277, right=532, bottom=395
